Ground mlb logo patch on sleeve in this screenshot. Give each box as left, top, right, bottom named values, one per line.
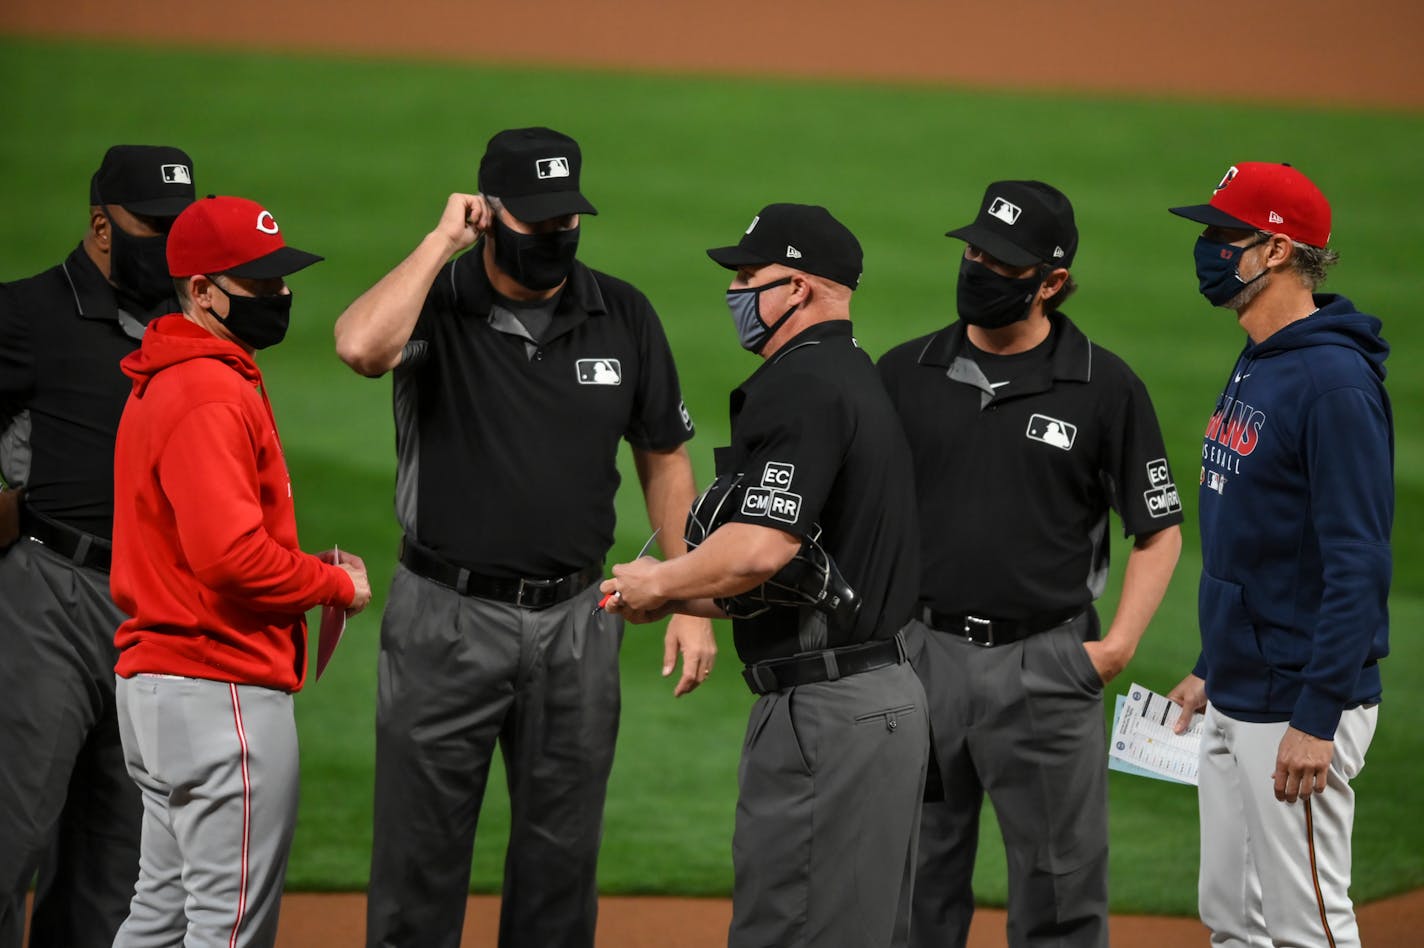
left=576, top=359, right=622, bottom=385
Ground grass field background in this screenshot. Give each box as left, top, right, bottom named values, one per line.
left=2, top=37, right=1420, bottom=915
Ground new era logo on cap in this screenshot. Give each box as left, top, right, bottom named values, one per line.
left=988, top=197, right=1022, bottom=225
left=786, top=246, right=802, bottom=259
left=1268, top=211, right=1284, bottom=224
left=536, top=157, right=570, bottom=179
left=162, top=164, right=191, bottom=184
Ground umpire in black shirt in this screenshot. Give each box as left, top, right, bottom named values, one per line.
left=335, top=127, right=712, bottom=948
left=878, top=181, right=1183, bottom=948
left=606, top=204, right=929, bottom=948
left=0, top=145, right=195, bottom=948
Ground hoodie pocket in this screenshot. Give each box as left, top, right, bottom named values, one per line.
left=1198, top=572, right=1270, bottom=708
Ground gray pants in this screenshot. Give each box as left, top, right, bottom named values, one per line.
left=0, top=539, right=140, bottom=948
left=907, top=615, right=1108, bottom=948
left=113, top=676, right=299, bottom=948
left=367, top=567, right=622, bottom=948
left=730, top=658, right=930, bottom=948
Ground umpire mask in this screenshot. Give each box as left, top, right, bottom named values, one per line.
left=956, top=257, right=1044, bottom=329
left=104, top=207, right=176, bottom=316
left=204, top=278, right=293, bottom=350
left=491, top=215, right=580, bottom=291
left=725, top=277, right=798, bottom=353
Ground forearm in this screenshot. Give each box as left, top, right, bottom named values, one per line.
left=1104, top=525, right=1182, bottom=658
left=647, top=523, right=799, bottom=602
left=334, top=231, right=458, bottom=376
left=633, top=445, right=697, bottom=557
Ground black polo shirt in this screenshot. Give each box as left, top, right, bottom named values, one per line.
left=717, top=320, right=919, bottom=664
left=877, top=313, right=1182, bottom=621
left=392, top=247, right=694, bottom=578
left=0, top=244, right=147, bottom=538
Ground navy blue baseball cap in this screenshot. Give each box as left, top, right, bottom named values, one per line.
left=478, top=127, right=598, bottom=222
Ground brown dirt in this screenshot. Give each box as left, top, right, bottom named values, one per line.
left=272, top=890, right=1424, bottom=947
left=2, top=1, right=1422, bottom=110
left=10, top=1, right=1422, bottom=944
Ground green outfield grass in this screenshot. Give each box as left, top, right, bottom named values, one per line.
left=2, top=37, right=1420, bottom=915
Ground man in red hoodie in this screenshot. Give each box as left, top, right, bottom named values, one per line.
left=109, top=195, right=372, bottom=948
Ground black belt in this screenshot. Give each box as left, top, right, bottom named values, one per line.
left=743, top=633, right=907, bottom=695
left=21, top=505, right=112, bottom=573
left=922, top=606, right=1082, bottom=647
left=399, top=537, right=599, bottom=610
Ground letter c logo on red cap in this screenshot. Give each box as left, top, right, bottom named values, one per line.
left=256, top=210, right=279, bottom=235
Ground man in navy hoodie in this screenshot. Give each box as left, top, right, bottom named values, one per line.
left=1167, top=162, right=1391, bottom=948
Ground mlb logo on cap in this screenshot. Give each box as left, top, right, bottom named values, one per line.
left=162, top=164, right=191, bottom=185
left=536, top=157, right=570, bottom=179
left=988, top=197, right=1022, bottom=225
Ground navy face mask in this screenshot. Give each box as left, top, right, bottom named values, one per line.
left=725, top=277, right=796, bottom=353
left=1194, top=234, right=1268, bottom=307
left=205, top=278, right=293, bottom=350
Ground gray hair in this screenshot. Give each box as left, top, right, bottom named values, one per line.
left=1260, top=230, right=1340, bottom=290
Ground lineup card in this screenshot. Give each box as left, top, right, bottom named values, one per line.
left=1107, top=682, right=1202, bottom=786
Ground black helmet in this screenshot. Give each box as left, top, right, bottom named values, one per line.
left=684, top=472, right=860, bottom=634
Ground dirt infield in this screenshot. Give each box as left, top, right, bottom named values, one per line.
left=2, top=1, right=1422, bottom=110
left=9, top=1, right=1423, bottom=944
left=271, top=891, right=1424, bottom=947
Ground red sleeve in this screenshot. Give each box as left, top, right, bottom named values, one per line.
left=158, top=401, right=353, bottom=611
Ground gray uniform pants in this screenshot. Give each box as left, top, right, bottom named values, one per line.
left=0, top=539, right=140, bottom=948
left=907, top=615, right=1108, bottom=948
left=367, top=567, right=622, bottom=948
left=113, top=676, right=299, bottom=948
left=730, top=657, right=930, bottom=948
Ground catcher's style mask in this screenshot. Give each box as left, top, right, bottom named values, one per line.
left=684, top=472, right=861, bottom=635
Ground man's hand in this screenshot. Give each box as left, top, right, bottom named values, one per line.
left=1166, top=673, right=1207, bottom=735
left=1274, top=727, right=1334, bottom=804
left=0, top=487, right=21, bottom=550
left=1082, top=637, right=1133, bottom=685
left=605, top=556, right=669, bottom=614
left=434, top=193, right=492, bottom=255
left=663, top=614, right=716, bottom=697
left=323, top=548, right=372, bottom=616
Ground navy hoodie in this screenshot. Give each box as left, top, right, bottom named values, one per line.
left=1194, top=294, right=1392, bottom=739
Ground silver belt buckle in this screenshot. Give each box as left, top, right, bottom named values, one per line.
left=516, top=576, right=558, bottom=608
left=963, top=615, right=995, bottom=647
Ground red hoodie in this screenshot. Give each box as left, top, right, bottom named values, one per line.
left=111, top=314, right=354, bottom=691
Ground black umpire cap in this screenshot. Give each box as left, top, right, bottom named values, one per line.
left=478, top=127, right=599, bottom=222
left=90, top=145, right=195, bottom=217
left=707, top=203, right=863, bottom=290
left=947, top=180, right=1078, bottom=269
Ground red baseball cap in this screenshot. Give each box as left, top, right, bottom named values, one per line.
left=1169, top=162, right=1331, bottom=247
left=167, top=195, right=324, bottom=279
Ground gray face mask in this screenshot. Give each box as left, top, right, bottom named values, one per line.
left=725, top=277, right=796, bottom=353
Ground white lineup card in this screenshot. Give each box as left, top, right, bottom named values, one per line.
left=1107, top=682, right=1203, bottom=786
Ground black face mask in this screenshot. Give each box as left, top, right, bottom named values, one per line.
left=205, top=278, right=293, bottom=350
left=491, top=215, right=580, bottom=291
left=956, top=257, right=1045, bottom=329
left=104, top=206, right=175, bottom=316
